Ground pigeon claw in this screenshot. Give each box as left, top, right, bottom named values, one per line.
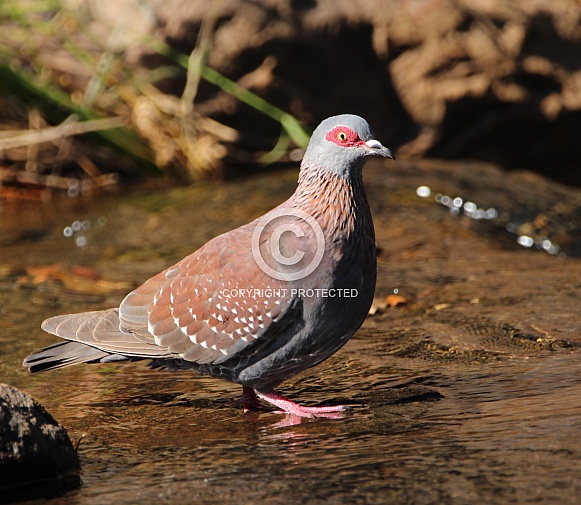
left=254, top=389, right=347, bottom=419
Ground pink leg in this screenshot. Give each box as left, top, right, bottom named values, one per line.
left=254, top=390, right=347, bottom=419
left=238, top=386, right=268, bottom=413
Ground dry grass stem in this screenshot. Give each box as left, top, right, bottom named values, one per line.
left=0, top=116, right=125, bottom=153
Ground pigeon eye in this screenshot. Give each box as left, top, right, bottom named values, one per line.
left=325, top=126, right=361, bottom=146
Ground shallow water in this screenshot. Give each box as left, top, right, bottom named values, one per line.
left=1, top=159, right=581, bottom=504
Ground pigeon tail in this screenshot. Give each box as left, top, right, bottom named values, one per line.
left=23, top=341, right=130, bottom=373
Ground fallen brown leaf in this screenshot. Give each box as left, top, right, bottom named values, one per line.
left=386, top=294, right=407, bottom=307
left=26, top=264, right=130, bottom=294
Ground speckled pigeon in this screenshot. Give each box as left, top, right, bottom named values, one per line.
left=23, top=114, right=395, bottom=418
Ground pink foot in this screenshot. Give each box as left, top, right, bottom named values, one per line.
left=254, top=390, right=347, bottom=419
left=237, top=386, right=269, bottom=413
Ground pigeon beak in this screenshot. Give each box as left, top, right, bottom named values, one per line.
left=364, top=139, right=396, bottom=160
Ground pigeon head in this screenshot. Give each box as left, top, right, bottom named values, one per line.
left=301, top=114, right=395, bottom=178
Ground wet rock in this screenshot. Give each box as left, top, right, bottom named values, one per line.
left=0, top=384, right=80, bottom=502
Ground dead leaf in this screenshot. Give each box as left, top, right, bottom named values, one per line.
left=386, top=294, right=407, bottom=307
left=26, top=264, right=130, bottom=294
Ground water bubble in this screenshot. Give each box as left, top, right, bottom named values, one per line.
left=453, top=197, right=463, bottom=208
left=82, top=220, right=91, bottom=230
left=81, top=179, right=92, bottom=193
left=97, top=216, right=107, bottom=227
left=517, top=235, right=534, bottom=248
left=486, top=208, right=498, bottom=219
left=63, top=226, right=73, bottom=238
left=416, top=186, right=431, bottom=198
left=541, top=240, right=560, bottom=255
left=463, top=202, right=477, bottom=213
left=67, top=185, right=80, bottom=198
left=75, top=236, right=88, bottom=248
left=72, top=220, right=82, bottom=231
left=393, top=288, right=399, bottom=294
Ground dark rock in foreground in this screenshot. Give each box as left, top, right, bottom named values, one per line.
left=0, top=383, right=80, bottom=503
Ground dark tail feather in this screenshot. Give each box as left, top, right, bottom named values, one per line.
left=23, top=341, right=131, bottom=373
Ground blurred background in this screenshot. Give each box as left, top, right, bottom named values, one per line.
left=1, top=0, right=580, bottom=198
